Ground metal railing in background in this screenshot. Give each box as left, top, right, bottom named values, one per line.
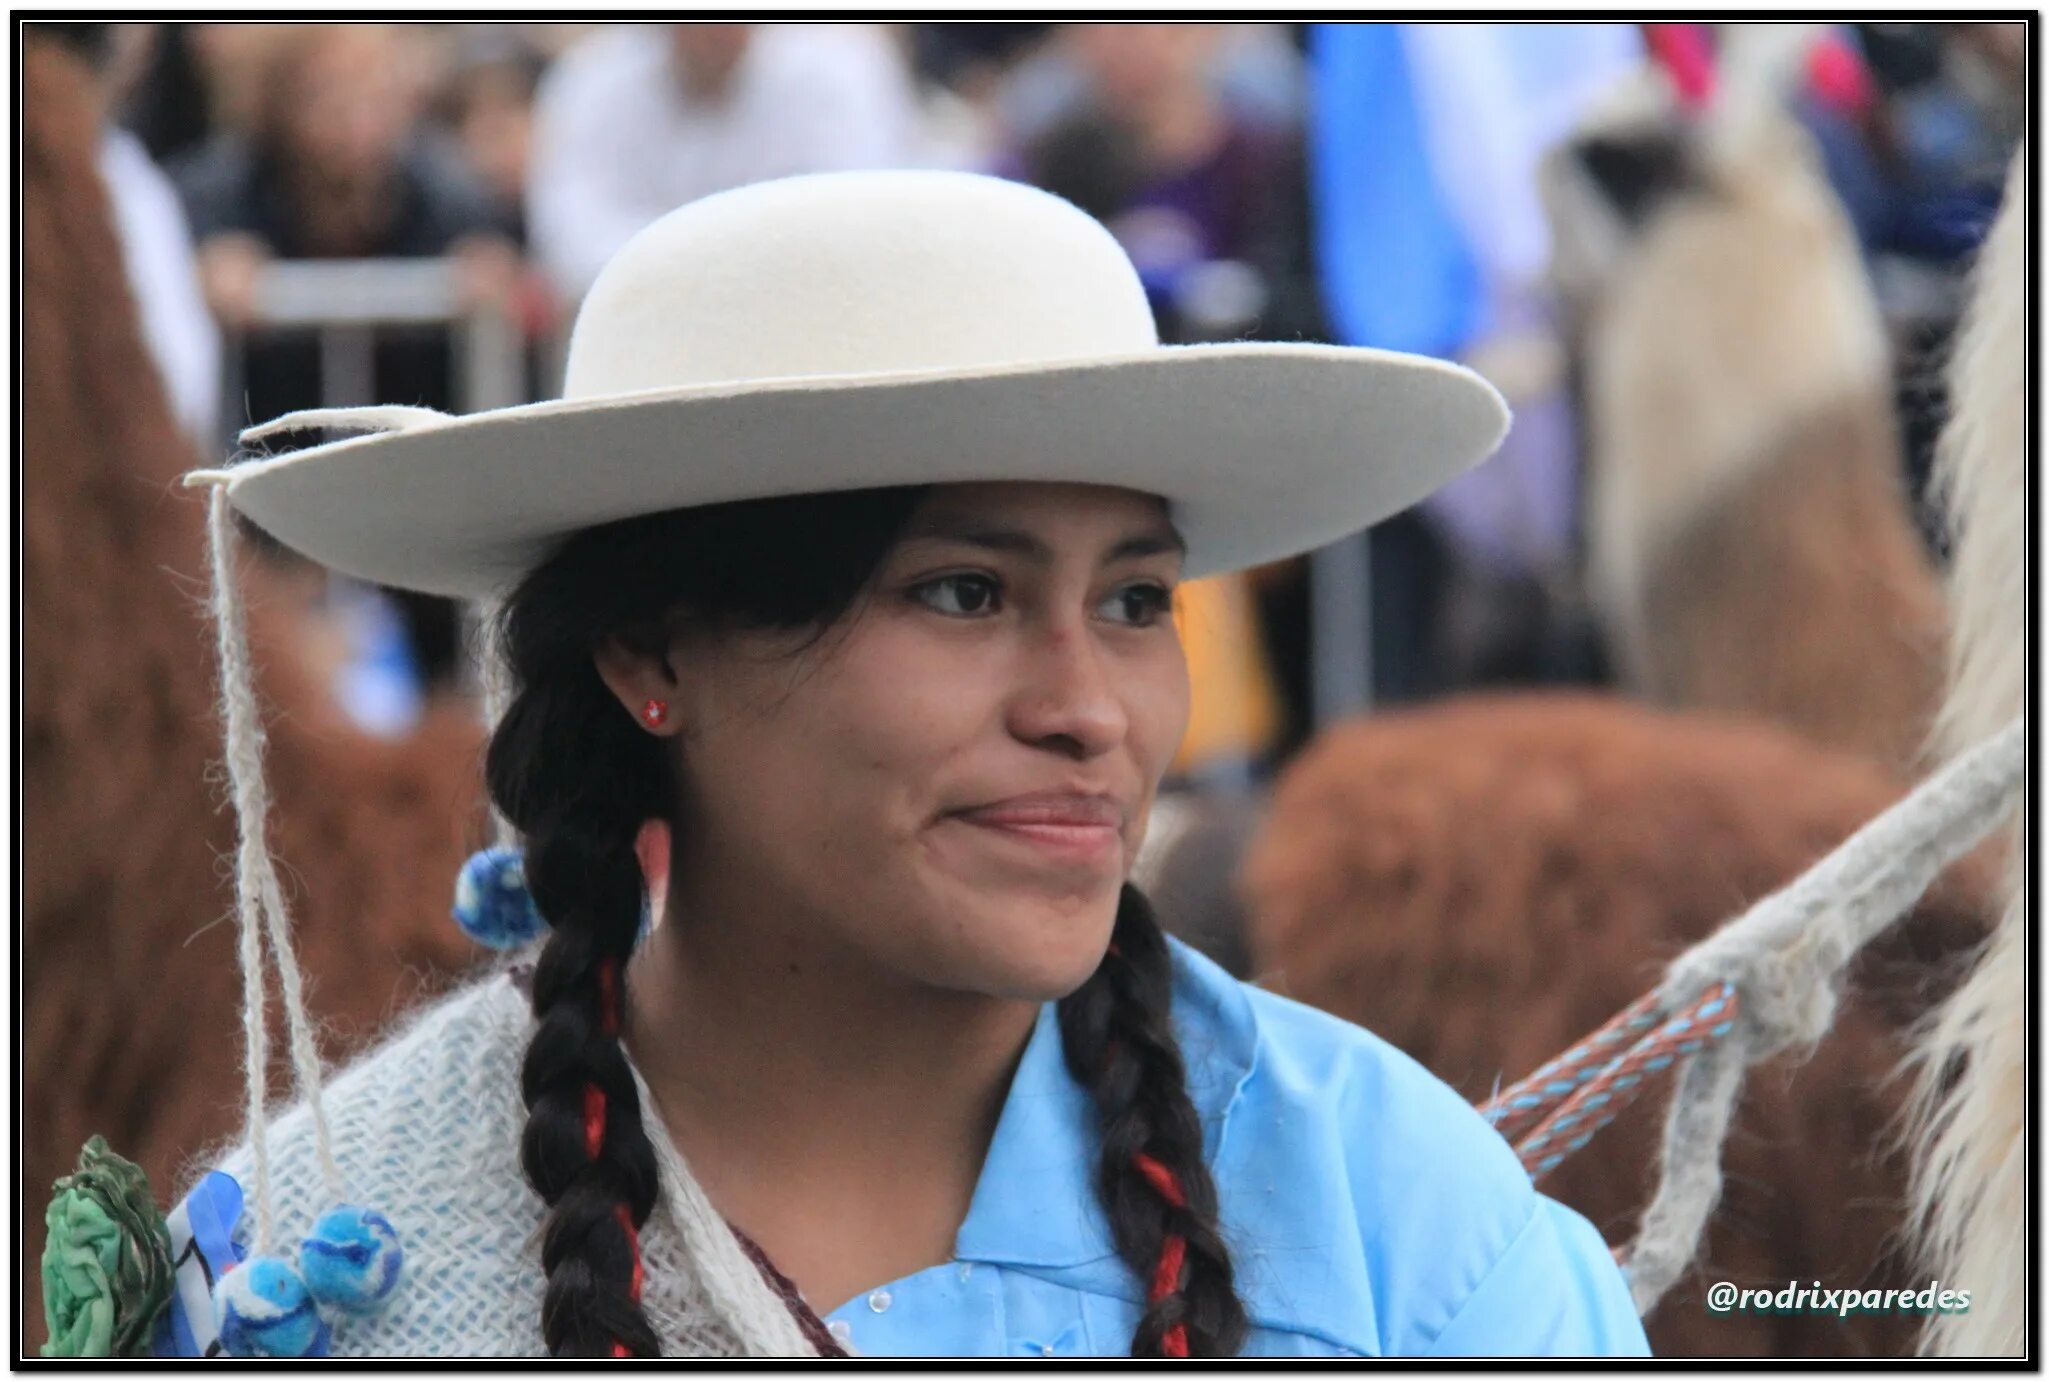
left=1310, top=533, right=1373, bottom=727
left=220, top=258, right=533, bottom=720
left=222, top=257, right=527, bottom=439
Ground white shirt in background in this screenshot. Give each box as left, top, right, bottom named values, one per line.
left=528, top=23, right=925, bottom=304
left=99, top=126, right=223, bottom=451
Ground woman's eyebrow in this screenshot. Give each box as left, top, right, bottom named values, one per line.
left=1106, top=530, right=1188, bottom=563
left=901, top=521, right=1188, bottom=565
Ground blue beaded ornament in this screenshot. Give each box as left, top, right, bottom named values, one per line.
left=213, top=1256, right=332, bottom=1358
left=300, top=1205, right=404, bottom=1315
left=452, top=845, right=548, bottom=949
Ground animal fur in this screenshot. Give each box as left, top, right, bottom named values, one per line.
left=1556, top=65, right=1947, bottom=775
left=1903, top=146, right=2027, bottom=1358
left=1238, top=692, right=1996, bottom=1357
left=22, top=35, right=490, bottom=1345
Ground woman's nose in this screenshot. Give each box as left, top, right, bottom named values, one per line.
left=1006, top=622, right=1127, bottom=760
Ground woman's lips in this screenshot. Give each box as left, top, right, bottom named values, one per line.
left=948, top=794, right=1125, bottom=863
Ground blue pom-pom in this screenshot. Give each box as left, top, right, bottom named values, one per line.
left=452, top=845, right=548, bottom=949
left=300, top=1205, right=404, bottom=1315
left=214, top=1256, right=332, bottom=1358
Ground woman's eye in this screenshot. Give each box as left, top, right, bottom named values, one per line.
left=912, top=573, right=1002, bottom=617
left=1099, top=582, right=1175, bottom=627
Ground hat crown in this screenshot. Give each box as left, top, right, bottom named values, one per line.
left=563, top=171, right=1160, bottom=400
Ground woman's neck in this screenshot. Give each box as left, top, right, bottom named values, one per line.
left=621, top=878, right=1041, bottom=1316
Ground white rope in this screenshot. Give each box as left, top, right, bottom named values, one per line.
left=1623, top=716, right=2026, bottom=1313
left=201, top=488, right=344, bottom=1243
left=472, top=598, right=517, bottom=849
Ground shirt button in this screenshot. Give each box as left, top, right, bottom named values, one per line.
left=1039, top=1342, right=1056, bottom=1357
left=867, top=1290, right=892, bottom=1314
left=827, top=1320, right=853, bottom=1344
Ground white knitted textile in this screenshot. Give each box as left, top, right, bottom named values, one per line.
left=194, top=965, right=821, bottom=1358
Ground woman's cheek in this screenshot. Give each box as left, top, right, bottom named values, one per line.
left=1134, top=639, right=1193, bottom=780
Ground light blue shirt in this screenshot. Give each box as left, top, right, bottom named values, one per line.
left=820, top=938, right=1651, bottom=1358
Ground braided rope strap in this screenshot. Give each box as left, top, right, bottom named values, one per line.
left=1482, top=991, right=1661, bottom=1147
left=1481, top=985, right=1738, bottom=1180
left=1477, top=717, right=2024, bottom=1315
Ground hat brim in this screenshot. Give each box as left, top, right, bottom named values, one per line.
left=197, top=342, right=1509, bottom=600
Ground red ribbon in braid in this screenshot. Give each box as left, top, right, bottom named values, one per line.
left=580, top=958, right=647, bottom=1357
left=1132, top=1151, right=1191, bottom=1358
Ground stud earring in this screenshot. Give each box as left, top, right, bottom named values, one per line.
left=641, top=699, right=669, bottom=729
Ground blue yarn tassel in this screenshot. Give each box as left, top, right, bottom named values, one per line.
left=300, top=1206, right=404, bottom=1316
left=452, top=845, right=653, bottom=948
left=451, top=846, right=548, bottom=950
left=214, top=1257, right=331, bottom=1358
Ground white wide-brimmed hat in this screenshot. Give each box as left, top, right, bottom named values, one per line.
left=188, top=170, right=1508, bottom=599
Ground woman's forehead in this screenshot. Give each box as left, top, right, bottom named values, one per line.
left=904, top=481, right=1177, bottom=537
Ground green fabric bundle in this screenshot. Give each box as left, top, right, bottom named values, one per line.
left=41, top=1136, right=175, bottom=1357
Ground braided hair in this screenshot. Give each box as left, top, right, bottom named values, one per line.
left=484, top=486, right=1246, bottom=1357
left=1060, top=886, right=1249, bottom=1356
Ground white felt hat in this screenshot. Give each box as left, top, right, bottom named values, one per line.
left=188, top=170, right=1509, bottom=599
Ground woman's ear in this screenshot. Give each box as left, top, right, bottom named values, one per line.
left=593, top=631, right=684, bottom=736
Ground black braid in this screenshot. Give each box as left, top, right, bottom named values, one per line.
left=483, top=487, right=930, bottom=1356
left=1057, top=885, right=1249, bottom=1356
left=488, top=656, right=668, bottom=1357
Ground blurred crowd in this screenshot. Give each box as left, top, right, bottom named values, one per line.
left=46, top=20, right=2025, bottom=776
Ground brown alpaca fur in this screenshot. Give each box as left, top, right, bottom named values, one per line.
left=1631, top=395, right=1948, bottom=773
left=1239, top=693, right=1995, bottom=1357
left=1563, top=104, right=1947, bottom=777
left=23, top=37, right=490, bottom=1345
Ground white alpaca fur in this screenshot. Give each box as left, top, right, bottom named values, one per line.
left=1904, top=147, right=2027, bottom=1358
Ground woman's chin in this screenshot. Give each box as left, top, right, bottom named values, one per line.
left=893, top=887, right=1121, bottom=1002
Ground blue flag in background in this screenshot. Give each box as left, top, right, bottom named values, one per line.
left=1308, top=23, right=1484, bottom=357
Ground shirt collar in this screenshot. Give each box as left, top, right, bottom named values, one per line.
left=952, top=936, right=1257, bottom=1271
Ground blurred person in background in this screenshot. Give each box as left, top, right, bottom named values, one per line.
left=911, top=23, right=1052, bottom=117
left=171, top=22, right=522, bottom=695
left=996, top=23, right=1306, bottom=157
left=905, top=25, right=1066, bottom=173
left=1009, top=23, right=1320, bottom=781
left=1015, top=23, right=1323, bottom=346
left=39, top=22, right=223, bottom=451
left=116, top=21, right=215, bottom=166
left=423, top=28, right=566, bottom=406
left=121, top=23, right=296, bottom=167
left=1811, top=24, right=2021, bottom=272
left=1806, top=21, right=2024, bottom=543
left=526, top=23, right=925, bottom=304
left=431, top=28, right=548, bottom=247
left=173, top=22, right=517, bottom=355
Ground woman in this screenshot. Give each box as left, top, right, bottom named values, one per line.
left=165, top=170, right=1648, bottom=1357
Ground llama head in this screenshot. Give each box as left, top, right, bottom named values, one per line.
left=1546, top=26, right=1897, bottom=633
left=1539, top=24, right=1881, bottom=388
